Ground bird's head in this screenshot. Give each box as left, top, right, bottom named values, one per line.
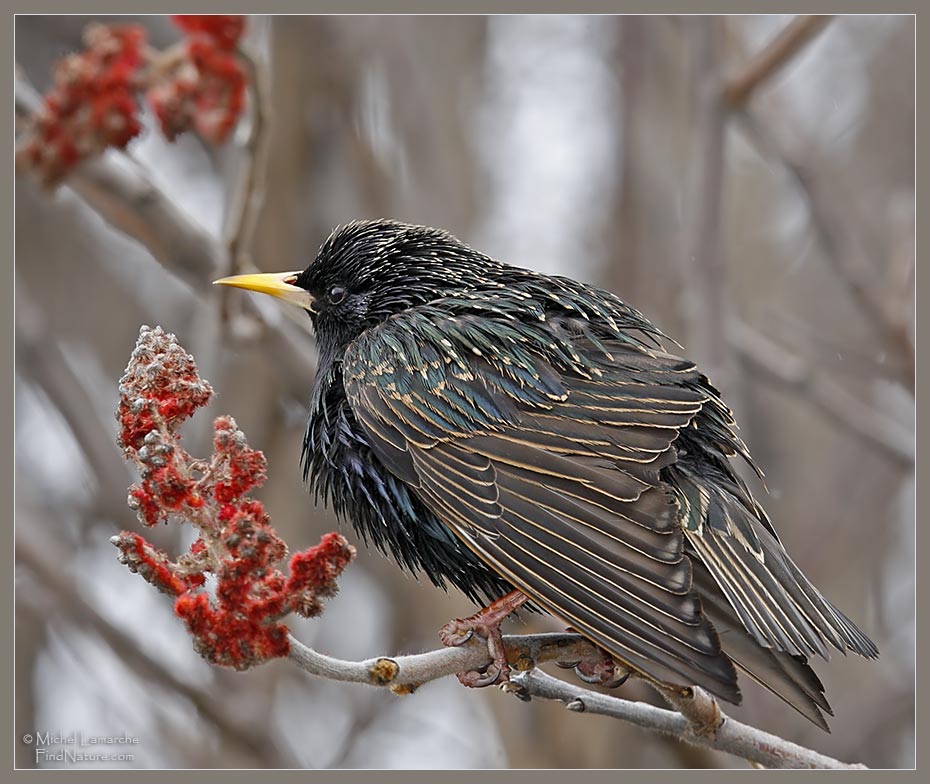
left=215, top=219, right=501, bottom=358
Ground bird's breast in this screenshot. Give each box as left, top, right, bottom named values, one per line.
left=301, top=377, right=511, bottom=604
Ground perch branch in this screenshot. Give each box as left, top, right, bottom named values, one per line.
left=287, top=631, right=599, bottom=689
left=285, top=634, right=866, bottom=769
left=724, top=16, right=833, bottom=108
left=513, top=669, right=866, bottom=770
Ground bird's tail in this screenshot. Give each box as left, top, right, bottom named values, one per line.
left=691, top=559, right=834, bottom=731
left=672, top=462, right=879, bottom=662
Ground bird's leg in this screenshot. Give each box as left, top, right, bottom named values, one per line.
left=439, top=590, right=528, bottom=688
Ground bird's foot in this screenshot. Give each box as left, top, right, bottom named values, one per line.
left=439, top=590, right=528, bottom=688
left=556, top=637, right=630, bottom=688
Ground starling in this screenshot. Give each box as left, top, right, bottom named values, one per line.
left=215, top=219, right=878, bottom=729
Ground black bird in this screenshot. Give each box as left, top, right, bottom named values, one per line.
left=215, top=219, right=878, bottom=729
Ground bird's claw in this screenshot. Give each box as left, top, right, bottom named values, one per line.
left=557, top=640, right=630, bottom=688
left=439, top=590, right=529, bottom=689
left=440, top=621, right=511, bottom=688
left=438, top=619, right=476, bottom=648
left=574, top=659, right=630, bottom=688
left=457, top=660, right=504, bottom=688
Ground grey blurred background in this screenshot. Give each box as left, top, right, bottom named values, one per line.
left=14, top=14, right=914, bottom=769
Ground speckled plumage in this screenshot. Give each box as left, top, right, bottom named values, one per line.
left=292, top=219, right=877, bottom=729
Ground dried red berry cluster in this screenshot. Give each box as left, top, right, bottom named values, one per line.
left=113, top=325, right=356, bottom=671
left=17, top=15, right=248, bottom=187
left=172, top=15, right=246, bottom=51
left=18, top=24, right=145, bottom=187
left=148, top=15, right=247, bottom=144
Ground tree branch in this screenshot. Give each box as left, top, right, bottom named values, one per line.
left=724, top=16, right=833, bottom=108
left=222, top=49, right=271, bottom=277
left=683, top=18, right=731, bottom=390
left=16, top=288, right=136, bottom=518
left=513, top=669, right=866, bottom=770
left=15, top=70, right=319, bottom=401
left=287, top=631, right=599, bottom=690
left=285, top=634, right=867, bottom=769
left=15, top=74, right=221, bottom=289
left=733, top=108, right=914, bottom=391
left=219, top=34, right=273, bottom=328
left=729, top=318, right=913, bottom=465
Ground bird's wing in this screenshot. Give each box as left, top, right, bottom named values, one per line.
left=342, top=307, right=741, bottom=702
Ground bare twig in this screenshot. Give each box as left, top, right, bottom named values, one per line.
left=285, top=634, right=866, bottom=769
left=683, top=18, right=731, bottom=391
left=734, top=109, right=914, bottom=390
left=730, top=319, right=913, bottom=465
left=513, top=669, right=866, bottom=770
left=220, top=35, right=274, bottom=328
left=652, top=683, right=723, bottom=738
left=286, top=630, right=599, bottom=689
left=724, top=16, right=833, bottom=108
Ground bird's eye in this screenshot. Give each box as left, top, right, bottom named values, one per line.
left=328, top=285, right=347, bottom=305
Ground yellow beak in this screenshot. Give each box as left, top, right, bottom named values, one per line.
left=213, top=271, right=316, bottom=312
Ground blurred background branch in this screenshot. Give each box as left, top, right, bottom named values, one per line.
left=17, top=533, right=297, bottom=767
left=734, top=109, right=915, bottom=391
left=219, top=21, right=274, bottom=330
left=724, top=15, right=833, bottom=108
left=730, top=319, right=913, bottom=465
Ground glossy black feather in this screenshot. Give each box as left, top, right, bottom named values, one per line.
left=295, top=219, right=878, bottom=727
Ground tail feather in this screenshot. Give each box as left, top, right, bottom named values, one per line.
left=692, top=559, right=833, bottom=731
left=674, top=465, right=879, bottom=661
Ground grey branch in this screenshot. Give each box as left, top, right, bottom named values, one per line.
left=15, top=76, right=221, bottom=290
left=219, top=32, right=274, bottom=327
left=286, top=634, right=867, bottom=769
left=15, top=71, right=318, bottom=402
left=730, top=319, right=913, bottom=465
left=222, top=44, right=272, bottom=277
left=683, top=18, right=731, bottom=390
left=514, top=669, right=866, bottom=770
left=724, top=16, right=833, bottom=108
left=734, top=109, right=914, bottom=390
